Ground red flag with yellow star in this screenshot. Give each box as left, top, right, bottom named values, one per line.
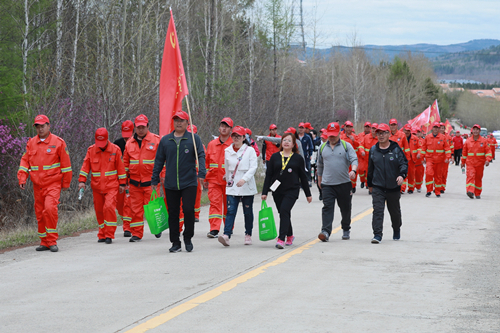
left=422, top=100, right=441, bottom=133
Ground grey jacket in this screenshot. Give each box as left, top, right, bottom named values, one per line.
left=317, top=139, right=358, bottom=186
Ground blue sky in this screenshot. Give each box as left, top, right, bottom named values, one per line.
left=300, top=0, right=500, bottom=47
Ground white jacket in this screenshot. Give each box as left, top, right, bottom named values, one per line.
left=224, top=143, right=258, bottom=196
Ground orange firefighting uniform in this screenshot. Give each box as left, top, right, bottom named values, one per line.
left=18, top=133, right=72, bottom=247
left=264, top=134, right=281, bottom=161
left=391, top=130, right=411, bottom=192
left=442, top=133, right=454, bottom=191
left=116, top=183, right=132, bottom=232
left=414, top=136, right=425, bottom=190
left=356, top=131, right=370, bottom=184
left=461, top=136, right=492, bottom=196
left=340, top=132, right=360, bottom=188
left=419, top=133, right=451, bottom=195
left=123, top=131, right=163, bottom=239
left=205, top=136, right=233, bottom=232
left=487, top=136, right=497, bottom=160
left=358, top=133, right=378, bottom=186
left=79, top=142, right=126, bottom=239
left=404, top=134, right=423, bottom=192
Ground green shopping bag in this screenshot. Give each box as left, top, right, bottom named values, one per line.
left=144, top=190, right=169, bottom=235
left=259, top=200, right=277, bottom=241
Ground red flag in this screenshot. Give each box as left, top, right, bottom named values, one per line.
left=408, top=106, right=430, bottom=129
left=444, top=119, right=453, bottom=135
left=422, top=99, right=441, bottom=133
left=159, top=10, right=189, bottom=137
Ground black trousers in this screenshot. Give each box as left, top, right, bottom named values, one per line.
left=371, top=186, right=402, bottom=238
left=272, top=190, right=299, bottom=241
left=321, top=182, right=352, bottom=234
left=165, top=186, right=198, bottom=245
left=454, top=149, right=462, bottom=165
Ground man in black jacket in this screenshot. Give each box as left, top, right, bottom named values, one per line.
left=367, top=123, right=408, bottom=244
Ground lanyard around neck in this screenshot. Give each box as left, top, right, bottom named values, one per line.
left=280, top=152, right=293, bottom=174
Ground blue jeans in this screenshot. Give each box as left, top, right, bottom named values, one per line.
left=223, top=195, right=254, bottom=237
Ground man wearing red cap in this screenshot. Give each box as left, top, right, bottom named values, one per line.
left=298, top=122, right=314, bottom=186
left=417, top=122, right=451, bottom=197
left=205, top=117, right=233, bottom=238
left=18, top=115, right=72, bottom=252
left=79, top=128, right=127, bottom=244
left=461, top=124, right=492, bottom=199
left=359, top=123, right=379, bottom=191
left=439, top=123, right=454, bottom=192
left=262, top=124, right=281, bottom=167
left=452, top=131, right=463, bottom=166
left=340, top=121, right=360, bottom=192
left=414, top=127, right=425, bottom=192
left=123, top=114, right=163, bottom=242
left=400, top=124, right=420, bottom=193
left=487, top=133, right=497, bottom=161
left=114, top=120, right=134, bottom=237
left=389, top=119, right=410, bottom=162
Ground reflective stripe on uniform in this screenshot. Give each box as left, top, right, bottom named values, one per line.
left=45, top=227, right=57, bottom=233
left=425, top=181, right=434, bottom=185
left=122, top=216, right=132, bottom=222
left=143, top=159, right=154, bottom=164
left=105, top=170, right=117, bottom=176
left=105, top=220, right=117, bottom=227
left=130, top=160, right=139, bottom=165
left=209, top=164, right=218, bottom=168
left=130, top=221, right=144, bottom=227
left=31, top=166, right=39, bottom=171
left=118, top=174, right=127, bottom=180
left=43, top=163, right=60, bottom=170
left=19, top=166, right=29, bottom=173
left=80, top=170, right=89, bottom=177
left=92, top=172, right=101, bottom=177
left=61, top=167, right=72, bottom=173
left=38, top=232, right=47, bottom=238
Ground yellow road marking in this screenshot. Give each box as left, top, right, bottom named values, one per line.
left=125, top=207, right=373, bottom=332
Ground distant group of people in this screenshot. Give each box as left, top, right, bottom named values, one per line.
left=18, top=113, right=496, bottom=252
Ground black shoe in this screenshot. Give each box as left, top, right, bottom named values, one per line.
left=49, top=245, right=59, bottom=252
left=360, top=182, right=364, bottom=188
left=105, top=238, right=112, bottom=244
left=393, top=230, right=400, bottom=241
left=319, top=194, right=323, bottom=201
left=35, top=245, right=50, bottom=251
left=436, top=194, right=441, bottom=198
left=169, top=244, right=182, bottom=253
left=441, top=189, right=445, bottom=193
left=318, top=231, right=329, bottom=242
left=475, top=195, right=481, bottom=199
left=129, top=236, right=142, bottom=242
left=155, top=232, right=162, bottom=239
left=352, top=187, right=356, bottom=194
left=467, top=192, right=474, bottom=199
left=207, top=230, right=218, bottom=238
left=194, top=218, right=200, bottom=223
left=185, top=241, right=193, bottom=252
left=97, top=239, right=106, bottom=243
left=124, top=231, right=132, bottom=237
left=368, top=191, right=372, bottom=195
left=426, top=192, right=432, bottom=197
left=371, top=236, right=381, bottom=244
left=408, top=190, right=413, bottom=194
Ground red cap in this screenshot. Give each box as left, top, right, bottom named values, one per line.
left=456, top=131, right=460, bottom=134
left=172, top=111, right=189, bottom=120
left=95, top=128, right=109, bottom=148
left=416, top=127, right=422, bottom=132
left=325, top=122, right=340, bottom=137
left=188, top=124, right=198, bottom=134
left=344, top=121, right=354, bottom=127
left=221, top=117, right=233, bottom=127
left=432, top=121, right=440, bottom=128
left=321, top=133, right=328, bottom=140
left=232, top=126, right=246, bottom=136
left=269, top=124, right=277, bottom=130
left=371, top=123, right=378, bottom=128
left=298, top=122, right=306, bottom=128
left=376, top=123, right=390, bottom=132
left=472, top=124, right=481, bottom=129
left=135, top=114, right=149, bottom=127
left=389, top=118, right=398, bottom=125
left=411, top=127, right=418, bottom=134
left=364, top=122, right=371, bottom=127
left=33, top=114, right=50, bottom=126
left=121, top=120, right=134, bottom=138
left=439, top=122, right=445, bottom=127
left=284, top=127, right=297, bottom=134
left=245, top=128, right=252, bottom=136
left=403, top=124, right=411, bottom=131
left=320, top=128, right=326, bottom=133
left=305, top=122, right=314, bottom=129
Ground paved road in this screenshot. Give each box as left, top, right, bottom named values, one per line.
left=1, top=161, right=499, bottom=333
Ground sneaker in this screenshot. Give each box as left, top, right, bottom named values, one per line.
left=285, top=235, right=295, bottom=246
left=218, top=234, right=230, bottom=246
left=105, top=238, right=112, bottom=244
left=129, top=236, right=142, bottom=242
left=408, top=190, right=413, bottom=194
left=417, top=189, right=421, bottom=193
left=194, top=218, right=200, bottom=223
left=244, top=235, right=252, bottom=245
left=155, top=232, right=162, bottom=239
left=35, top=245, right=50, bottom=251
left=360, top=182, right=364, bottom=188
left=393, top=230, right=400, bottom=241
left=475, top=195, right=481, bottom=199
left=467, top=191, right=474, bottom=199
left=207, top=230, right=218, bottom=238
left=276, top=239, right=285, bottom=249
left=169, top=244, right=182, bottom=253
left=342, top=230, right=350, bottom=240
left=371, top=236, right=381, bottom=244
left=426, top=192, right=432, bottom=197
left=308, top=181, right=312, bottom=187
left=185, top=241, right=194, bottom=252
left=97, top=239, right=106, bottom=243
left=123, top=231, right=132, bottom=237
left=318, top=231, right=329, bottom=242
left=49, top=245, right=59, bottom=252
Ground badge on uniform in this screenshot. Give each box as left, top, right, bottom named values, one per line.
left=438, top=141, right=441, bottom=144
left=185, top=149, right=189, bottom=153
left=398, top=138, right=401, bottom=141
left=148, top=145, right=154, bottom=150
left=288, top=168, right=292, bottom=173
left=47, top=149, right=51, bottom=153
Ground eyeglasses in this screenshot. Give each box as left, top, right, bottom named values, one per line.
left=231, top=134, right=242, bottom=139
left=376, top=131, right=389, bottom=135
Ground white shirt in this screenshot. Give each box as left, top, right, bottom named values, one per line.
left=224, top=143, right=258, bottom=196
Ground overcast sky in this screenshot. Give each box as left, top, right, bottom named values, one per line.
left=300, top=0, right=500, bottom=47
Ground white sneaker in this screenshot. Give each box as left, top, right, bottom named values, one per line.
left=218, top=234, right=230, bottom=246
left=244, top=235, right=252, bottom=245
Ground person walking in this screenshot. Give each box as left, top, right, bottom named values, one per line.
left=17, top=115, right=72, bottom=252
left=439, top=123, right=454, bottom=193
left=152, top=111, right=206, bottom=252
left=340, top=121, right=360, bottom=193
left=389, top=118, right=411, bottom=161
left=261, top=124, right=281, bottom=167
left=298, top=122, right=314, bottom=186
left=452, top=131, right=464, bottom=166
left=358, top=123, right=378, bottom=191
left=218, top=126, right=258, bottom=247
left=262, top=133, right=312, bottom=249
left=245, top=128, right=261, bottom=157
left=414, top=127, right=425, bottom=192
left=79, top=128, right=127, bottom=244
left=461, top=124, right=492, bottom=199
left=317, top=122, right=359, bottom=242
left=367, top=123, right=408, bottom=244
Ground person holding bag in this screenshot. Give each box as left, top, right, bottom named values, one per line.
left=261, top=133, right=312, bottom=249
left=218, top=126, right=258, bottom=247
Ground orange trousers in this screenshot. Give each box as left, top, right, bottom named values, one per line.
left=208, top=183, right=226, bottom=232
left=358, top=158, right=368, bottom=184
left=349, top=165, right=357, bottom=188
left=33, top=183, right=61, bottom=247
left=116, top=188, right=132, bottom=232
left=92, top=188, right=118, bottom=239
left=442, top=162, right=450, bottom=190
left=401, top=160, right=416, bottom=192
left=415, top=164, right=424, bottom=190
left=426, top=160, right=445, bottom=195
left=129, top=185, right=152, bottom=239
left=466, top=164, right=484, bottom=196
left=179, top=181, right=202, bottom=232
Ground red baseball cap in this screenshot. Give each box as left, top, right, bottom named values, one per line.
left=432, top=121, right=440, bottom=128
left=269, top=124, right=277, bottom=130
left=221, top=117, right=233, bottom=127
left=456, top=131, right=460, bottom=134
left=326, top=122, right=340, bottom=137
left=411, top=127, right=418, bottom=134
left=95, top=128, right=109, bottom=148
left=344, top=121, right=354, bottom=127
left=416, top=127, right=422, bottom=132
left=439, top=122, right=445, bottom=127
left=320, top=128, right=326, bottom=133
left=135, top=114, right=149, bottom=127
left=364, top=122, right=371, bottom=127
left=172, top=110, right=189, bottom=120
left=389, top=118, right=398, bottom=125
left=121, top=120, right=134, bottom=138
left=321, top=133, right=328, bottom=140
left=245, top=128, right=252, bottom=136
left=284, top=127, right=297, bottom=134
left=371, top=123, right=378, bottom=128
left=376, top=123, right=390, bottom=132
left=33, top=114, right=50, bottom=126
left=298, top=122, right=306, bottom=128
left=231, top=126, right=246, bottom=136
left=305, top=122, right=314, bottom=129
left=188, top=124, right=197, bottom=134
left=472, top=124, right=481, bottom=129
left=403, top=124, right=411, bottom=131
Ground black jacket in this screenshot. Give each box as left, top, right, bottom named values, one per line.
left=367, top=141, right=408, bottom=191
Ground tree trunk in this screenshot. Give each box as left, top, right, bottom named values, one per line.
left=56, top=0, right=63, bottom=85
left=137, top=0, right=143, bottom=87
left=120, top=0, right=129, bottom=102
left=70, top=0, right=81, bottom=108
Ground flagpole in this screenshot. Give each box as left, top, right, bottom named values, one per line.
left=185, top=96, right=199, bottom=169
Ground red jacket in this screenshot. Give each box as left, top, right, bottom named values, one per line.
left=419, top=133, right=451, bottom=163
left=205, top=136, right=233, bottom=184
left=360, top=134, right=378, bottom=160
left=123, top=131, right=163, bottom=184
left=407, top=134, right=423, bottom=164
left=462, top=136, right=492, bottom=167
left=18, top=133, right=72, bottom=188
left=452, top=135, right=463, bottom=150
left=390, top=130, right=410, bottom=160
left=340, top=132, right=360, bottom=154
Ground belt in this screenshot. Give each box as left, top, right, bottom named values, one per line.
left=129, top=179, right=151, bottom=187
